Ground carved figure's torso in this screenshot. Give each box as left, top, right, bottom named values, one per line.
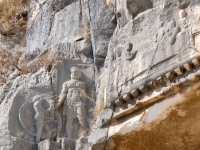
left=33, top=101, right=45, bottom=120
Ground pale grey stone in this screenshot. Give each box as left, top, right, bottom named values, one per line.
left=2, top=0, right=200, bottom=149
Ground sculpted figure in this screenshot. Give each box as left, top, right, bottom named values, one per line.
left=111, top=47, right=122, bottom=92
left=125, top=43, right=137, bottom=60
left=33, top=97, right=54, bottom=143
left=56, top=67, right=88, bottom=138
left=19, top=93, right=62, bottom=143
left=176, top=9, right=194, bottom=55
left=123, top=43, right=136, bottom=85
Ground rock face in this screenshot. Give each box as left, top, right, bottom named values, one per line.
left=1, top=0, right=200, bottom=150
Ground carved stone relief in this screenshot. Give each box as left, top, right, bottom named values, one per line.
left=103, top=1, right=200, bottom=116
left=19, top=93, right=62, bottom=143
left=19, top=63, right=93, bottom=143
left=55, top=67, right=88, bottom=139
left=108, top=42, right=137, bottom=97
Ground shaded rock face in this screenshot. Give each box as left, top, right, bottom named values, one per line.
left=1, top=0, right=200, bottom=150
left=106, top=83, right=200, bottom=150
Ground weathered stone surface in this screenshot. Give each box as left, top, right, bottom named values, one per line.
left=89, top=0, right=200, bottom=149
left=76, top=136, right=90, bottom=150
left=38, top=139, right=61, bottom=150
left=2, top=0, right=200, bottom=149
left=88, top=108, right=113, bottom=149
left=0, top=136, right=37, bottom=150
left=89, top=0, right=116, bottom=66
left=61, top=138, right=75, bottom=150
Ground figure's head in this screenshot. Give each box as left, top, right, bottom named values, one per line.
left=70, top=67, right=82, bottom=80
left=125, top=43, right=133, bottom=52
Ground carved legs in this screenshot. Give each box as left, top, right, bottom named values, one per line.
left=65, top=105, right=88, bottom=139
left=77, top=106, right=88, bottom=136
left=35, top=120, right=44, bottom=143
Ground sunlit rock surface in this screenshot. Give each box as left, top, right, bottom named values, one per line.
left=1, top=0, right=200, bottom=150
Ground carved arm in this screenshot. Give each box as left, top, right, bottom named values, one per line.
left=126, top=50, right=137, bottom=60
left=55, top=82, right=68, bottom=109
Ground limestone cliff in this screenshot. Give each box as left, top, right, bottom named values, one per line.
left=1, top=0, right=200, bottom=150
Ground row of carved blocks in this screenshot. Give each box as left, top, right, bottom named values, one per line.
left=108, top=57, right=200, bottom=109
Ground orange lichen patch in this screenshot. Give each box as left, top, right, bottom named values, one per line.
left=107, top=84, right=200, bottom=150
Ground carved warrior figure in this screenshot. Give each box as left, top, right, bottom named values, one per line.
left=33, top=98, right=54, bottom=143
left=56, top=67, right=88, bottom=138
left=19, top=94, right=62, bottom=143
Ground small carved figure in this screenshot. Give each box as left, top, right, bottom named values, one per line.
left=176, top=9, right=194, bottom=54
left=179, top=10, right=188, bottom=28
left=125, top=43, right=137, bottom=60
left=19, top=93, right=62, bottom=143
left=56, top=67, right=88, bottom=138
left=111, top=47, right=122, bottom=91
left=124, top=43, right=136, bottom=85
left=33, top=97, right=54, bottom=143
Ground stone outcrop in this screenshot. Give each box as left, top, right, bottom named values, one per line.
left=1, top=0, right=200, bottom=150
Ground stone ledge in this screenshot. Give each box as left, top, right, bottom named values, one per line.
left=103, top=55, right=200, bottom=127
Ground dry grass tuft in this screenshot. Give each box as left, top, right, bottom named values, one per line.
left=80, top=89, right=104, bottom=119
left=81, top=26, right=90, bottom=39
left=16, top=130, right=23, bottom=138
left=0, top=47, right=22, bottom=76
left=0, top=0, right=28, bottom=36
left=91, top=93, right=104, bottom=119
left=0, top=76, right=6, bottom=86
left=19, top=51, right=55, bottom=75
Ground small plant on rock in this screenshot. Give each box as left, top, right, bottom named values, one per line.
left=80, top=89, right=104, bottom=119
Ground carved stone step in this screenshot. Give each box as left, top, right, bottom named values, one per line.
left=174, top=67, right=184, bottom=75
left=192, top=58, right=200, bottom=67
left=157, top=76, right=165, bottom=84
left=164, top=72, right=175, bottom=81
left=153, top=80, right=160, bottom=88
left=115, top=98, right=124, bottom=107
left=123, top=93, right=132, bottom=102
left=139, top=85, right=148, bottom=93
left=183, top=63, right=192, bottom=71
left=131, top=89, right=139, bottom=98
